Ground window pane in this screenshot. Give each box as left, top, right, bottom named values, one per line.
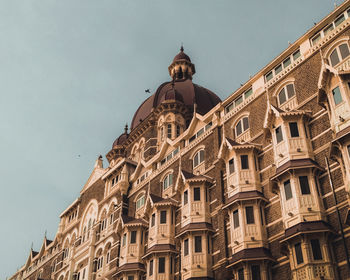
left=241, top=155, right=249, bottom=169
left=251, top=265, right=261, bottom=280
left=293, top=50, right=301, bottom=61
left=149, top=259, right=153, bottom=276
left=123, top=233, right=126, bottom=246
left=311, top=33, right=321, bottom=45
left=197, top=128, right=204, bottom=137
left=275, top=64, right=282, bottom=75
left=311, top=239, right=323, bottom=260
left=332, top=86, right=343, bottom=105
left=335, top=14, right=345, bottom=26
left=225, top=103, right=234, bottom=113
left=229, top=158, right=235, bottom=174
left=167, top=124, right=172, bottom=138
left=194, top=236, right=202, bottom=253
left=199, top=150, right=205, bottom=163
left=194, top=187, right=201, bottom=201
left=130, top=231, right=137, bottom=244
left=289, top=122, right=299, bottom=138
left=339, top=43, right=350, bottom=60
left=193, top=153, right=199, bottom=167
left=244, top=88, right=253, bottom=99
left=278, top=88, right=287, bottom=105
left=238, top=268, right=245, bottom=280
left=233, top=210, right=240, bottom=228
left=276, top=126, right=283, bottom=143
left=236, top=120, right=242, bottom=136
left=235, top=95, right=243, bottom=106
left=160, top=210, right=167, bottom=224
left=246, top=206, right=255, bottom=224
left=299, top=176, right=311, bottom=195
left=243, top=117, right=249, bottom=131
left=265, top=71, right=273, bottom=82
left=169, top=173, right=173, bottom=186
left=184, top=239, right=189, bottom=256
left=284, top=180, right=293, bottom=200
left=330, top=49, right=340, bottom=66
left=158, top=257, right=165, bottom=273
left=295, top=243, right=304, bottom=264
left=128, top=276, right=134, bottom=280
left=170, top=256, right=173, bottom=274
left=283, top=57, right=291, bottom=68
left=323, top=24, right=334, bottom=36
left=286, top=84, right=295, bottom=98
left=184, top=190, right=188, bottom=204
left=347, top=145, right=350, bottom=159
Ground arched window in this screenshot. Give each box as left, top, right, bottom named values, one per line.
left=163, top=173, right=173, bottom=190
left=176, top=125, right=181, bottom=137
left=193, top=149, right=205, bottom=168
left=235, top=117, right=249, bottom=137
left=136, top=194, right=145, bottom=210
left=329, top=43, right=350, bottom=67
left=278, top=84, right=295, bottom=105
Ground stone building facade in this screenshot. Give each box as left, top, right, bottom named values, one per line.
left=10, top=1, right=350, bottom=279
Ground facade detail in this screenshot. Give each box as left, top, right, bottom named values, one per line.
left=10, top=2, right=350, bottom=280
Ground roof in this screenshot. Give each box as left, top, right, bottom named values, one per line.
left=115, top=262, right=145, bottom=274
left=131, top=79, right=221, bottom=130
left=149, top=194, right=178, bottom=207
left=121, top=215, right=148, bottom=227
left=224, top=191, right=267, bottom=208
left=143, top=244, right=177, bottom=258
left=181, top=170, right=213, bottom=184
left=176, top=222, right=214, bottom=238
left=228, top=247, right=274, bottom=267
left=273, top=158, right=323, bottom=179
left=283, top=221, right=334, bottom=241
left=173, top=47, right=191, bottom=62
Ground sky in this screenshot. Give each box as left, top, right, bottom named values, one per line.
left=0, top=0, right=342, bottom=278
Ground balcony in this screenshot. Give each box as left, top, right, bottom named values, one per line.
left=182, top=252, right=212, bottom=280
left=293, top=263, right=335, bottom=280
left=227, top=169, right=261, bottom=198
left=181, top=201, right=210, bottom=227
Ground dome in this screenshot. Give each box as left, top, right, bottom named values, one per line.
left=173, top=46, right=191, bottom=62
left=131, top=79, right=221, bottom=130
left=112, top=125, right=129, bottom=148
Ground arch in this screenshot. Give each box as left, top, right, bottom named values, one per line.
left=79, top=199, right=98, bottom=234
left=324, top=36, right=350, bottom=58
left=190, top=145, right=206, bottom=160
left=135, top=190, right=146, bottom=211
left=99, top=204, right=109, bottom=221
left=273, top=78, right=296, bottom=98
left=192, top=148, right=205, bottom=169
left=161, top=169, right=174, bottom=191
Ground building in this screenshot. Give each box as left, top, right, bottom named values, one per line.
left=10, top=1, right=350, bottom=279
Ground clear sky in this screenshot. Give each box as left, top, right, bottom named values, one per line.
left=0, top=0, right=342, bottom=278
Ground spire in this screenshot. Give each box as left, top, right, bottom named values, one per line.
left=94, top=155, right=103, bottom=168
left=180, top=44, right=184, bottom=52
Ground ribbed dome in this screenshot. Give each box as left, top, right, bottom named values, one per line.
left=131, top=79, right=221, bottom=130
left=173, top=47, right=191, bottom=62
left=112, top=132, right=128, bottom=148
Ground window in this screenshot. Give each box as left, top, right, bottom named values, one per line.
left=235, top=117, right=249, bottom=137
left=122, top=233, right=126, bottom=246
left=184, top=239, right=189, bottom=256
left=225, top=89, right=253, bottom=113
left=289, top=122, right=299, bottom=137
left=228, top=158, right=235, bottom=174
left=176, top=125, right=180, bottom=137
left=295, top=242, right=304, bottom=264
left=158, top=257, right=165, bottom=273
left=193, top=149, right=205, bottom=168
left=127, top=276, right=134, bottom=280
left=241, top=155, right=249, bottom=170
left=167, top=124, right=172, bottom=138
left=299, top=176, right=311, bottom=195
left=329, top=43, right=350, bottom=67
left=245, top=206, right=255, bottom=224
left=160, top=210, right=167, bottom=224
left=238, top=268, right=245, bottom=280
left=189, top=123, right=212, bottom=143
left=347, top=144, right=350, bottom=159
left=194, top=236, right=202, bottom=253
left=136, top=194, right=145, bottom=210
left=278, top=84, right=295, bottom=105
left=194, top=187, right=201, bottom=201
left=233, top=209, right=240, bottom=228
left=130, top=231, right=137, bottom=244
left=284, top=180, right=293, bottom=200
left=311, top=239, right=323, bottom=260
left=184, top=190, right=188, bottom=205
left=251, top=265, right=261, bottom=280
left=151, top=213, right=155, bottom=227
left=275, top=126, right=283, bottom=143
left=170, top=256, right=173, bottom=274
left=149, top=259, right=153, bottom=276
left=265, top=50, right=301, bottom=82
left=332, top=86, right=343, bottom=105
left=163, top=173, right=173, bottom=190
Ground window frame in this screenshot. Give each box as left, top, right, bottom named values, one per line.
left=162, top=173, right=173, bottom=191
left=194, top=236, right=202, bottom=253
left=278, top=83, right=296, bottom=106
left=193, top=149, right=205, bottom=168
left=235, top=116, right=250, bottom=137
left=328, top=42, right=350, bottom=67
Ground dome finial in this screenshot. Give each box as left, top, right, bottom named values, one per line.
left=124, top=123, right=128, bottom=134
left=180, top=43, right=184, bottom=52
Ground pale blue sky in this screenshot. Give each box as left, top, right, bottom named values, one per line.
left=0, top=0, right=340, bottom=278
